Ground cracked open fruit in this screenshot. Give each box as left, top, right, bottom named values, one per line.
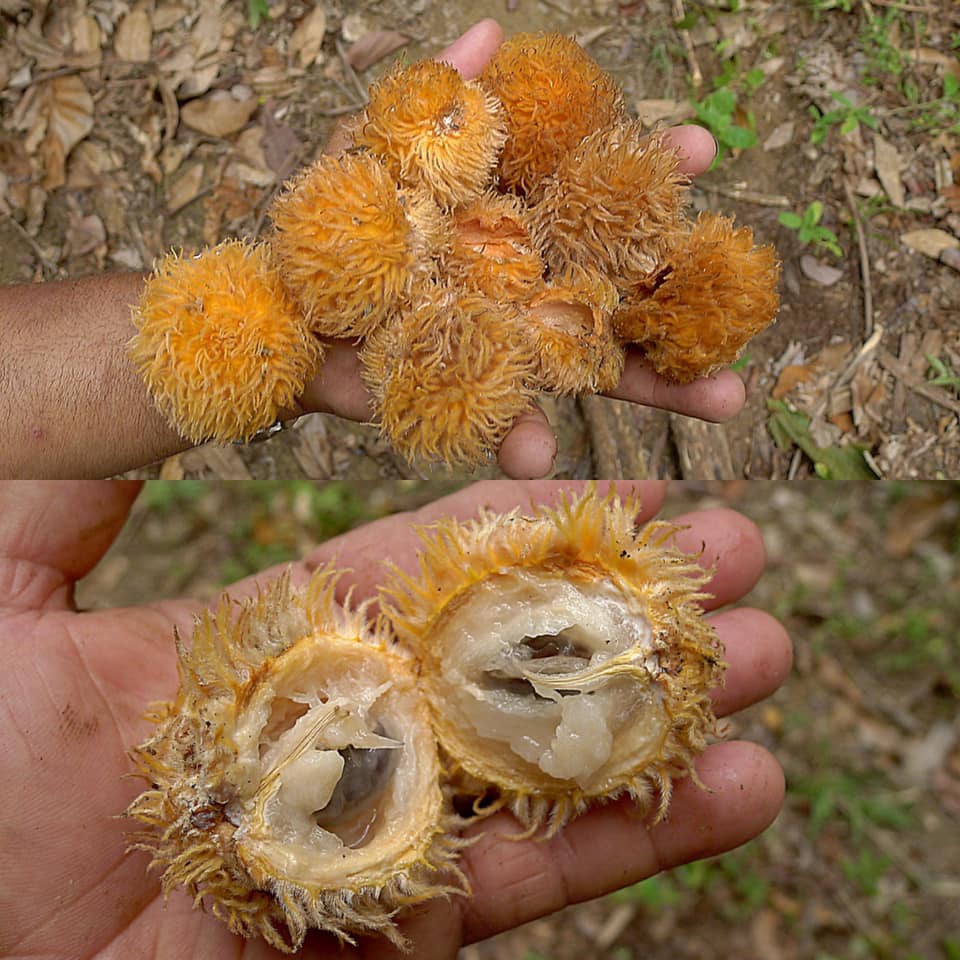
left=125, top=487, right=725, bottom=950
left=125, top=569, right=463, bottom=953
left=381, top=487, right=726, bottom=836
left=129, top=31, right=779, bottom=467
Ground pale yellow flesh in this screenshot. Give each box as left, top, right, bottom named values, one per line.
left=230, top=641, right=436, bottom=888
left=435, top=572, right=668, bottom=789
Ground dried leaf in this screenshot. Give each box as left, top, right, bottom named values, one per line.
left=66, top=211, right=106, bottom=256
left=767, top=399, right=878, bottom=478
left=900, top=228, right=960, bottom=259
left=290, top=6, right=328, bottom=68
left=345, top=30, right=410, bottom=72
left=772, top=363, right=817, bottom=398
left=166, top=161, right=204, bottom=213
left=633, top=98, right=695, bottom=127
left=763, top=121, right=794, bottom=151
left=181, top=94, right=258, bottom=138
left=260, top=103, right=303, bottom=179
left=873, top=133, right=904, bottom=208
left=114, top=9, right=152, bottom=62
left=40, top=76, right=95, bottom=189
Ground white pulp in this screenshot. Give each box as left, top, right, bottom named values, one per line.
left=440, top=572, right=663, bottom=787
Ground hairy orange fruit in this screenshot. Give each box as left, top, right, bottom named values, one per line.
left=531, top=124, right=687, bottom=287
left=612, top=212, right=781, bottom=382
left=354, top=59, right=507, bottom=208
left=360, top=283, right=537, bottom=466
left=381, top=485, right=725, bottom=837
left=480, top=32, right=624, bottom=195
left=129, top=240, right=322, bottom=444
left=126, top=569, right=465, bottom=953
left=446, top=190, right=544, bottom=303
left=522, top=265, right=625, bottom=395
left=270, top=153, right=419, bottom=338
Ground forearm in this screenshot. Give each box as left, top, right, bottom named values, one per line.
left=0, top=273, right=191, bottom=478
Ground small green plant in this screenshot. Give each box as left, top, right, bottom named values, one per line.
left=691, top=87, right=757, bottom=159
left=809, top=92, right=881, bottom=145
left=860, top=9, right=906, bottom=85
left=926, top=354, right=960, bottom=390
left=611, top=873, right=684, bottom=907
left=142, top=480, right=209, bottom=511
left=247, top=0, right=270, bottom=28
left=778, top=202, right=843, bottom=257
left=841, top=848, right=891, bottom=897
left=809, top=0, right=853, bottom=12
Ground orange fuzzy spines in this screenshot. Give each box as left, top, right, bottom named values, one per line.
left=613, top=212, right=781, bottom=382
left=353, top=59, right=507, bottom=208
left=269, top=153, right=418, bottom=338
left=360, top=283, right=537, bottom=466
left=480, top=32, right=625, bottom=195
left=129, top=240, right=323, bottom=444
left=523, top=266, right=625, bottom=395
left=531, top=124, right=688, bottom=287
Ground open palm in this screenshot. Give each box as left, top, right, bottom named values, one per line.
left=0, top=481, right=790, bottom=960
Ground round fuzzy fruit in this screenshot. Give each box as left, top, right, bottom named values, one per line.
left=480, top=32, right=624, bottom=195
left=359, top=282, right=538, bottom=466
left=381, top=486, right=726, bottom=837
left=613, top=212, right=781, bottom=382
left=129, top=240, right=322, bottom=444
left=354, top=59, right=507, bottom=209
left=126, top=568, right=464, bottom=953
left=531, top=124, right=687, bottom=288
left=269, top=152, right=421, bottom=338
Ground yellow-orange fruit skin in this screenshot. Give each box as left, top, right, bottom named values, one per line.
left=531, top=124, right=687, bottom=287
left=380, top=486, right=726, bottom=837
left=522, top=266, right=625, bottom=395
left=269, top=153, right=416, bottom=338
left=480, top=32, right=625, bottom=195
left=445, top=190, right=545, bottom=303
left=354, top=59, right=507, bottom=209
left=613, top=212, right=781, bottom=382
left=129, top=240, right=322, bottom=445
left=359, top=283, right=538, bottom=466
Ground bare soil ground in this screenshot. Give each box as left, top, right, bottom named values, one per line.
left=76, top=479, right=960, bottom=960
left=2, top=1, right=958, bottom=479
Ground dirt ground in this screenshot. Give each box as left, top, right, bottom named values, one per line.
left=75, top=479, right=960, bottom=960
left=2, top=1, right=958, bottom=480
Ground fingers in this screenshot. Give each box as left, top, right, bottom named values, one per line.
left=666, top=507, right=766, bottom=609
left=497, top=405, right=557, bottom=479
left=606, top=353, right=746, bottom=422
left=459, top=740, right=784, bottom=944
left=661, top=124, right=719, bottom=177
left=435, top=19, right=504, bottom=79
left=708, top=607, right=792, bottom=717
left=0, top=480, right=142, bottom=611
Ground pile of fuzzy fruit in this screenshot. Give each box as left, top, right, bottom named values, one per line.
left=129, top=32, right=780, bottom=466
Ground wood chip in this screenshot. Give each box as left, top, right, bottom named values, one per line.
left=166, top=161, right=203, bottom=213
left=873, top=133, right=904, bottom=208
left=900, top=228, right=960, bottom=259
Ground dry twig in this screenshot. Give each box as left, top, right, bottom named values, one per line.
left=843, top=179, right=874, bottom=339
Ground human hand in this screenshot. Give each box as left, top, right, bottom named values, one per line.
left=0, top=480, right=789, bottom=959
left=288, top=20, right=744, bottom=479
